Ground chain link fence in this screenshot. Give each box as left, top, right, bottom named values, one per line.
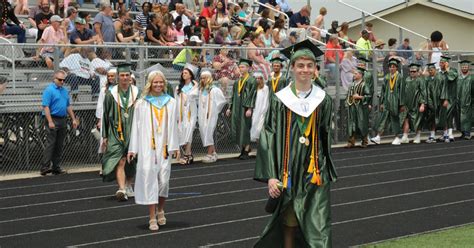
left=1, top=41, right=473, bottom=175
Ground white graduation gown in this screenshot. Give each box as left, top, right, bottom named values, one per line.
left=198, top=87, right=227, bottom=147
left=174, top=84, right=198, bottom=146
left=250, top=85, right=269, bottom=142
left=129, top=98, right=179, bottom=205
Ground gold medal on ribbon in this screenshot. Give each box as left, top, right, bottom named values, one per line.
left=299, top=136, right=306, bottom=144
left=123, top=112, right=129, bottom=118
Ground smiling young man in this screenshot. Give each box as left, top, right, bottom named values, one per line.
left=254, top=40, right=337, bottom=248
left=101, top=63, right=140, bottom=201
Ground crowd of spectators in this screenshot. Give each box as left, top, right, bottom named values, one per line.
left=1, top=0, right=453, bottom=93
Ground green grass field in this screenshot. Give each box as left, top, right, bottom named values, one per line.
left=361, top=224, right=474, bottom=248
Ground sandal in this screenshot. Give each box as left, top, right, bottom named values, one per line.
left=149, top=219, right=159, bottom=231
left=178, top=155, right=194, bottom=165
left=157, top=211, right=166, bottom=225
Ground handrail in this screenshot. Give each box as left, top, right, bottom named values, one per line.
left=252, top=0, right=289, bottom=29
left=337, top=0, right=429, bottom=41
left=306, top=26, right=364, bottom=50
left=306, top=36, right=327, bottom=47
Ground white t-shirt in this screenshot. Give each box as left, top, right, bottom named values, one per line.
left=59, top=53, right=92, bottom=79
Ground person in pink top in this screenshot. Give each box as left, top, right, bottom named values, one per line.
left=39, top=15, right=69, bottom=69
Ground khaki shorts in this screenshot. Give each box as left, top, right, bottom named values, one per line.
left=282, top=204, right=298, bottom=227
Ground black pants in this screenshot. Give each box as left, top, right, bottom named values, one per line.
left=41, top=117, right=67, bottom=172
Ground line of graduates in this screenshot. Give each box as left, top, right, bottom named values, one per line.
left=346, top=55, right=473, bottom=148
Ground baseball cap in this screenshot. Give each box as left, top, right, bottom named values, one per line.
left=50, top=15, right=63, bottom=23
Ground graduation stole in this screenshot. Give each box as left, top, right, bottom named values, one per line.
left=237, top=73, right=250, bottom=96
left=179, top=85, right=193, bottom=123
left=271, top=73, right=281, bottom=92
left=116, top=86, right=135, bottom=142
left=282, top=86, right=322, bottom=189
left=206, top=86, right=214, bottom=120
left=389, top=72, right=398, bottom=92
left=147, top=96, right=169, bottom=163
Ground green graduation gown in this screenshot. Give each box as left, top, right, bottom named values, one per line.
left=346, top=79, right=372, bottom=139
left=254, top=84, right=337, bottom=248
left=101, top=85, right=140, bottom=182
left=363, top=70, right=374, bottom=106
left=230, top=74, right=257, bottom=146
left=439, top=68, right=458, bottom=128
left=400, top=76, right=426, bottom=131
left=456, top=74, right=472, bottom=132
left=425, top=74, right=447, bottom=129
left=266, top=73, right=289, bottom=132
left=313, top=76, right=327, bottom=89
left=380, top=72, right=403, bottom=134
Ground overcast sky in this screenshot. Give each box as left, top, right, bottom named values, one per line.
left=287, top=0, right=473, bottom=26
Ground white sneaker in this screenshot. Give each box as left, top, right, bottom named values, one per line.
left=125, top=185, right=134, bottom=198
left=202, top=154, right=217, bottom=163
left=115, top=189, right=128, bottom=201
left=370, top=136, right=381, bottom=145
left=413, top=134, right=421, bottom=144
left=401, top=136, right=409, bottom=144
left=391, top=137, right=401, bottom=145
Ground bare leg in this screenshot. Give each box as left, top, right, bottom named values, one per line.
left=116, top=157, right=126, bottom=190
left=403, top=119, right=409, bottom=134
left=245, top=144, right=251, bottom=152
left=283, top=226, right=297, bottom=248
left=184, top=143, right=192, bottom=155
left=207, top=145, right=215, bottom=155
left=148, top=204, right=157, bottom=221
left=158, top=197, right=166, bottom=212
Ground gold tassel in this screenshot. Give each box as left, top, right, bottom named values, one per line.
left=307, top=156, right=315, bottom=173
left=311, top=171, right=322, bottom=185
left=283, top=173, right=288, bottom=189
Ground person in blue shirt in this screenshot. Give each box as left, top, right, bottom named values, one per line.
left=289, top=5, right=310, bottom=28
left=40, top=70, right=79, bottom=176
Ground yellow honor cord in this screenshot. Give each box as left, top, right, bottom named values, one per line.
left=271, top=75, right=281, bottom=92
left=282, top=109, right=292, bottom=189
left=116, top=93, right=124, bottom=141
left=150, top=103, right=168, bottom=159
left=306, top=109, right=321, bottom=185
left=238, top=74, right=249, bottom=96
left=389, top=72, right=398, bottom=92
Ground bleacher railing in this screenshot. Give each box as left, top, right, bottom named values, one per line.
left=0, top=42, right=473, bottom=176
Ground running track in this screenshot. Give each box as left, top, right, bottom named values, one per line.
left=1, top=140, right=474, bottom=247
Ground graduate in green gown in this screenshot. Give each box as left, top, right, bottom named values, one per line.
left=254, top=40, right=337, bottom=248
left=424, top=63, right=448, bottom=143
left=226, top=58, right=257, bottom=159
left=268, top=57, right=288, bottom=94
left=400, top=63, right=427, bottom=144
left=313, top=64, right=327, bottom=89
left=102, top=63, right=140, bottom=201
left=439, top=55, right=458, bottom=142
left=345, top=67, right=372, bottom=148
left=456, top=60, right=472, bottom=139
left=380, top=58, right=404, bottom=145
left=357, top=57, right=374, bottom=110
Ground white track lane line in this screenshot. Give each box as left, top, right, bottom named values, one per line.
left=356, top=221, right=474, bottom=247
left=0, top=169, right=254, bottom=200
left=0, top=199, right=268, bottom=239
left=0, top=161, right=256, bottom=191
left=337, top=151, right=473, bottom=169
left=333, top=141, right=472, bottom=155
left=198, top=236, right=260, bottom=247
left=0, top=186, right=267, bottom=224
left=3, top=174, right=474, bottom=239
left=3, top=144, right=472, bottom=192
left=2, top=159, right=473, bottom=209
left=68, top=198, right=474, bottom=247
left=5, top=149, right=472, bottom=199
left=3, top=159, right=472, bottom=223
left=333, top=144, right=474, bottom=162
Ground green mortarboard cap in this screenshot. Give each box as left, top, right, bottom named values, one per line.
left=388, top=58, right=400, bottom=67
left=238, top=58, right=253, bottom=67
left=355, top=66, right=366, bottom=73
left=357, top=57, right=370, bottom=63
left=270, top=57, right=285, bottom=64
left=117, top=63, right=132, bottom=73
left=459, top=60, right=471, bottom=65
left=440, top=55, right=451, bottom=62
left=426, top=63, right=436, bottom=69
left=409, top=63, right=421, bottom=70
left=281, top=39, right=324, bottom=62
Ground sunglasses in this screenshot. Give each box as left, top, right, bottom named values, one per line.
left=56, top=78, right=65, bottom=82
left=409, top=71, right=417, bottom=73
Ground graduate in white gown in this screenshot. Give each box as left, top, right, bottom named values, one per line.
left=174, top=68, right=199, bottom=165
left=250, top=71, right=269, bottom=142
left=95, top=68, right=117, bottom=154
left=127, top=70, right=179, bottom=231
left=198, top=70, right=227, bottom=163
